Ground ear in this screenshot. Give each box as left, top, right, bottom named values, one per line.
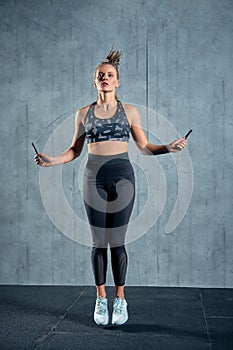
left=115, top=80, right=120, bottom=88
left=93, top=80, right=97, bottom=87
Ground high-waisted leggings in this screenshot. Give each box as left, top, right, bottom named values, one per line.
left=83, top=152, right=135, bottom=286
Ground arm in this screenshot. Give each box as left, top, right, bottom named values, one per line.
left=34, top=108, right=86, bottom=167
left=127, top=105, right=187, bottom=155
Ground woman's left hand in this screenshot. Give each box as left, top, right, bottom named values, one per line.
left=168, top=138, right=187, bottom=153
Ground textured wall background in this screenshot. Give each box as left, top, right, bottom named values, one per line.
left=0, top=0, right=232, bottom=287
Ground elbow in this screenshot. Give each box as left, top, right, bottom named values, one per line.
left=138, top=144, right=151, bottom=156
left=74, top=150, right=82, bottom=159
left=140, top=143, right=153, bottom=156
left=140, top=148, right=150, bottom=156
left=70, top=147, right=81, bottom=160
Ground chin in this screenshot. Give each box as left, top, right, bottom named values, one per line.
left=100, top=88, right=111, bottom=92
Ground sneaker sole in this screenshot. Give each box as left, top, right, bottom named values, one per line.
left=94, top=315, right=109, bottom=326
left=112, top=314, right=128, bottom=325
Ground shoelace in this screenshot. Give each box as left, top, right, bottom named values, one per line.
left=113, top=298, right=124, bottom=315
left=96, top=298, right=107, bottom=314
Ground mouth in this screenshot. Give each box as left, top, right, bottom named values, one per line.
left=101, top=82, right=109, bottom=87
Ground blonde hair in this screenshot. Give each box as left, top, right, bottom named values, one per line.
left=94, top=47, right=123, bottom=101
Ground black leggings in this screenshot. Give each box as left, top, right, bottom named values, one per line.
left=83, top=152, right=135, bottom=286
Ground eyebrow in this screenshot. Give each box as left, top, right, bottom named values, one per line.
left=98, top=71, right=115, bottom=74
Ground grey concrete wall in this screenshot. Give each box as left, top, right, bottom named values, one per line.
left=0, top=0, right=233, bottom=287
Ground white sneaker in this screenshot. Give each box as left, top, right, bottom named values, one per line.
left=94, top=297, right=109, bottom=326
left=112, top=297, right=128, bottom=325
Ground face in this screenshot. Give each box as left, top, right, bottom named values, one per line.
left=94, top=64, right=119, bottom=93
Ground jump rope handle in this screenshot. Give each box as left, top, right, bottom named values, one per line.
left=32, top=142, right=39, bottom=155
left=184, top=129, right=192, bottom=139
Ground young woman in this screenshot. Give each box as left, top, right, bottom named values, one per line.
left=34, top=48, right=187, bottom=326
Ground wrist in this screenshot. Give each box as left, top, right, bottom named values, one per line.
left=47, top=157, right=56, bottom=166
left=166, top=144, right=171, bottom=153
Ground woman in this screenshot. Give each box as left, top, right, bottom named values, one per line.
left=34, top=48, right=187, bottom=326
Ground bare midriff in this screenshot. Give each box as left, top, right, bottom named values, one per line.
left=88, top=140, right=129, bottom=156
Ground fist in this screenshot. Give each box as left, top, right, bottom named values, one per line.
left=168, top=138, right=187, bottom=153
left=34, top=153, right=52, bottom=167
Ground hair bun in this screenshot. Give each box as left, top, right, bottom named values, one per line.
left=103, top=47, right=123, bottom=67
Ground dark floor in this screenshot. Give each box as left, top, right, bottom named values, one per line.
left=0, top=285, right=233, bottom=350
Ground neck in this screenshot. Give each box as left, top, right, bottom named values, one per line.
left=97, top=92, right=117, bottom=106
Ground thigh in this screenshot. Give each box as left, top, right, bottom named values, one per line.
left=107, top=173, right=135, bottom=247
left=107, top=175, right=135, bottom=227
left=83, top=173, right=110, bottom=248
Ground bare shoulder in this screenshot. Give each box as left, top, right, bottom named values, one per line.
left=75, top=103, right=92, bottom=125
left=122, top=102, right=141, bottom=125
left=122, top=102, right=139, bottom=114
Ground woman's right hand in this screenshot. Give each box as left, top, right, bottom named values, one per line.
left=34, top=153, right=54, bottom=167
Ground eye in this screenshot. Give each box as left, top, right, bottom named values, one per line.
left=97, top=72, right=104, bottom=79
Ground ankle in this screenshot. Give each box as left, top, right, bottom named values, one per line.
left=114, top=285, right=125, bottom=300
left=115, top=295, right=124, bottom=300
left=96, top=285, right=106, bottom=299
left=97, top=294, right=107, bottom=299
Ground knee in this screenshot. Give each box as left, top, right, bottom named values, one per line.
left=92, top=247, right=108, bottom=257
left=110, top=245, right=127, bottom=259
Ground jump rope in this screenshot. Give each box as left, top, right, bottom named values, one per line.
left=32, top=130, right=192, bottom=156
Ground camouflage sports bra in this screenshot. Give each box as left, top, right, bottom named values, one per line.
left=84, top=101, right=130, bottom=144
